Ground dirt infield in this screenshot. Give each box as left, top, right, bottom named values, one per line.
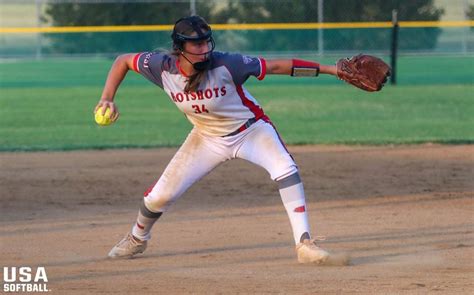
left=1, top=145, right=473, bottom=294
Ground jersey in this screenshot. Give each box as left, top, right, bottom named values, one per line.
left=132, top=51, right=267, bottom=137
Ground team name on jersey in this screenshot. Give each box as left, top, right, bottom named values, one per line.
left=170, top=86, right=227, bottom=103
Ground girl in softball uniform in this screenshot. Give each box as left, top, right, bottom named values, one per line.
left=97, top=15, right=339, bottom=264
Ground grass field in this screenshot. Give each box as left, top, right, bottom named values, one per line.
left=0, top=55, right=473, bottom=151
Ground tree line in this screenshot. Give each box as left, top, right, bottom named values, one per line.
left=42, top=0, right=445, bottom=54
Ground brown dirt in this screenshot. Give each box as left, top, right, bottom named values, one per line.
left=1, top=145, right=473, bottom=294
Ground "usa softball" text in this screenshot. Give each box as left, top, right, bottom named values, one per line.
left=3, top=267, right=49, bottom=293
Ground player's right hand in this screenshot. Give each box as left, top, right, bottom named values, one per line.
left=94, top=99, right=120, bottom=122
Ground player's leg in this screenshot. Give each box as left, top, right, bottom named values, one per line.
left=108, top=129, right=228, bottom=258
left=134, top=129, right=228, bottom=239
left=236, top=121, right=308, bottom=243
left=236, top=121, right=329, bottom=263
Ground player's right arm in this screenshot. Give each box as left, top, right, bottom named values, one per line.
left=94, top=53, right=137, bottom=119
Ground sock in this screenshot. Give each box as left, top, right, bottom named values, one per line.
left=277, top=172, right=311, bottom=244
left=131, top=201, right=163, bottom=241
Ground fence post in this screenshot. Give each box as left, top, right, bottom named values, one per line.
left=390, top=9, right=399, bottom=85
left=190, top=0, right=196, bottom=16
left=35, top=0, right=43, bottom=60
left=462, top=0, right=468, bottom=54
left=317, top=0, right=324, bottom=56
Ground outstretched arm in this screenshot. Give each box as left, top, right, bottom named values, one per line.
left=94, top=53, right=137, bottom=119
left=265, top=59, right=337, bottom=76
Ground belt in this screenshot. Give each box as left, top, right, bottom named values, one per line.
left=223, top=117, right=258, bottom=137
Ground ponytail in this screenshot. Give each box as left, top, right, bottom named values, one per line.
left=184, top=71, right=206, bottom=93
left=171, top=49, right=207, bottom=93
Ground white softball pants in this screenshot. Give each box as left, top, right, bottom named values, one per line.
left=144, top=119, right=298, bottom=212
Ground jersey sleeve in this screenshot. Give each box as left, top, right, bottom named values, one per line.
left=216, top=52, right=266, bottom=85
left=132, top=51, right=172, bottom=89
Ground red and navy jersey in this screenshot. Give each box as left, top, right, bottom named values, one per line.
left=132, top=51, right=267, bottom=136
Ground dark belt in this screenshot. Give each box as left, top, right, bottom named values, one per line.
left=223, top=117, right=258, bottom=137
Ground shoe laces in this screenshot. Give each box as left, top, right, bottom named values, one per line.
left=301, top=236, right=327, bottom=248
left=297, top=236, right=327, bottom=250
left=118, top=234, right=143, bottom=248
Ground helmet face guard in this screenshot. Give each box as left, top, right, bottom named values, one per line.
left=172, top=31, right=215, bottom=54
left=171, top=16, right=215, bottom=71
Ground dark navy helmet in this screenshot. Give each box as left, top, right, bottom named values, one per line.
left=171, top=15, right=215, bottom=55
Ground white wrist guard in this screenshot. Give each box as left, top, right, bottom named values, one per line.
left=291, top=59, right=320, bottom=77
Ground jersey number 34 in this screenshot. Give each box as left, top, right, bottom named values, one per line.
left=192, top=104, right=209, bottom=114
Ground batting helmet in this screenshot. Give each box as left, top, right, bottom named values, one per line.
left=171, top=15, right=215, bottom=71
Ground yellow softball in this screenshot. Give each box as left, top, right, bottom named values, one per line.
left=95, top=106, right=114, bottom=126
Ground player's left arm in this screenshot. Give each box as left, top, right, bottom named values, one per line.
left=265, top=59, right=337, bottom=76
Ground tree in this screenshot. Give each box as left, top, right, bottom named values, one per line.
left=211, top=0, right=445, bottom=52
left=467, top=4, right=474, bottom=20
left=42, top=0, right=445, bottom=55
left=42, top=1, right=214, bottom=55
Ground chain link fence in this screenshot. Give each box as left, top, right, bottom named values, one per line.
left=1, top=0, right=473, bottom=58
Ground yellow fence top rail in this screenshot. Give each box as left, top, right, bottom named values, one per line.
left=1, top=21, right=473, bottom=34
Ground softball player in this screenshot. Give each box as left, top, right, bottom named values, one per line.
left=97, top=15, right=339, bottom=264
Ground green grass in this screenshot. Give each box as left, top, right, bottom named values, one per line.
left=257, top=84, right=473, bottom=145
left=0, top=55, right=473, bottom=151
left=1, top=55, right=473, bottom=88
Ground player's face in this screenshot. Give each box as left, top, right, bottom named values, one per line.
left=181, top=30, right=213, bottom=63
left=183, top=39, right=211, bottom=62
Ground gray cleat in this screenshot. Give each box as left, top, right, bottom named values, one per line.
left=108, top=233, right=147, bottom=259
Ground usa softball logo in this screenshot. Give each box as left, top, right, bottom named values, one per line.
left=2, top=266, right=50, bottom=293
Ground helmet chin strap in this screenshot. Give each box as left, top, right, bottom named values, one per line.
left=180, top=52, right=211, bottom=72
